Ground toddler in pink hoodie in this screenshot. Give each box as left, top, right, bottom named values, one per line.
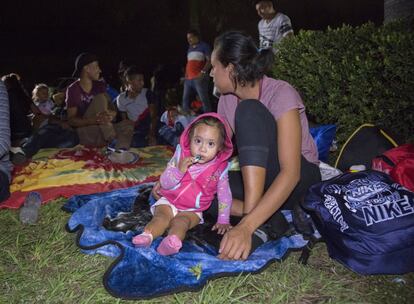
left=132, top=113, right=233, bottom=255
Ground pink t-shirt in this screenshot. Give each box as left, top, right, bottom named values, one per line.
left=217, top=76, right=319, bottom=164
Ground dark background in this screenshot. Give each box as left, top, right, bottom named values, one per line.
left=0, top=0, right=383, bottom=91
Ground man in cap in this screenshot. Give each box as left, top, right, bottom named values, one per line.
left=255, top=0, right=293, bottom=52
left=65, top=53, right=124, bottom=147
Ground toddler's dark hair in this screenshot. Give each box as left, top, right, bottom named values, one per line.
left=189, top=116, right=226, bottom=149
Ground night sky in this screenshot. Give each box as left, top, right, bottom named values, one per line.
left=0, top=0, right=383, bottom=90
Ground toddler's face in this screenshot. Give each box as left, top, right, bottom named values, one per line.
left=35, top=87, right=49, bottom=101
left=190, top=124, right=221, bottom=164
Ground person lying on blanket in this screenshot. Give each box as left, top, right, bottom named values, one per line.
left=132, top=113, right=233, bottom=255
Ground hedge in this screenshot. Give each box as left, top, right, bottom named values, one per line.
left=272, top=22, right=414, bottom=145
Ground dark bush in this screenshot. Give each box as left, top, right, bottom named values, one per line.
left=272, top=22, right=414, bottom=145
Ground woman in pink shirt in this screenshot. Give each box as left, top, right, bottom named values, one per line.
left=210, top=31, right=321, bottom=260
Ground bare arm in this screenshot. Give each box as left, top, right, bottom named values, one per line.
left=219, top=109, right=302, bottom=259
left=202, top=56, right=212, bottom=73
left=240, top=109, right=301, bottom=231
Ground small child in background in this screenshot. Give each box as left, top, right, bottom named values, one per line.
left=31, top=83, right=57, bottom=129
left=133, top=113, right=233, bottom=255
left=32, top=84, right=55, bottom=115
left=158, top=88, right=195, bottom=147
left=159, top=105, right=195, bottom=147
left=11, top=84, right=77, bottom=165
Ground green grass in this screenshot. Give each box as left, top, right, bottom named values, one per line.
left=1, top=200, right=413, bottom=304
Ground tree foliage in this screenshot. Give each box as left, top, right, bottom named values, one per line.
left=273, top=21, right=414, bottom=144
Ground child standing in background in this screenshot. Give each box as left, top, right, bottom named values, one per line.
left=133, top=113, right=233, bottom=255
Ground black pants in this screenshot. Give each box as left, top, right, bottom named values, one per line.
left=0, top=170, right=10, bottom=203
left=206, top=99, right=321, bottom=236
left=23, top=124, right=79, bottom=158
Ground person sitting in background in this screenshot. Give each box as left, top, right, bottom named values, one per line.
left=115, top=66, right=158, bottom=148
left=158, top=88, right=195, bottom=147
left=11, top=83, right=79, bottom=165
left=32, top=84, right=54, bottom=115
left=158, top=106, right=195, bottom=148
left=0, top=81, right=12, bottom=203
left=65, top=52, right=120, bottom=147
left=31, top=83, right=67, bottom=130
left=1, top=74, right=32, bottom=146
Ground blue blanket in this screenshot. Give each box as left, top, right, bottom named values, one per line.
left=64, top=183, right=317, bottom=300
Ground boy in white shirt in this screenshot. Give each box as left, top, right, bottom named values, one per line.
left=255, top=0, right=293, bottom=52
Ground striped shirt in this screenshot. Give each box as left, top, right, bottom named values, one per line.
left=258, top=13, right=293, bottom=52
left=185, top=41, right=211, bottom=80
left=0, top=81, right=12, bottom=180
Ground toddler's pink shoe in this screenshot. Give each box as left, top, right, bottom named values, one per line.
left=157, top=234, right=182, bottom=255
left=132, top=232, right=153, bottom=247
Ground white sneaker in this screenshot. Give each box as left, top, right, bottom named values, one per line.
left=10, top=146, right=25, bottom=155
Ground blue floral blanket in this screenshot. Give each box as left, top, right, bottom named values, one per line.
left=64, top=183, right=317, bottom=300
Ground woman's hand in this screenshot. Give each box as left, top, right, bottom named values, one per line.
left=217, top=223, right=253, bottom=260
left=212, top=223, right=232, bottom=235
left=96, top=110, right=115, bottom=124
left=151, top=181, right=162, bottom=200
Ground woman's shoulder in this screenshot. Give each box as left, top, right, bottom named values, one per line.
left=263, top=76, right=297, bottom=92
left=217, top=93, right=238, bottom=117
left=263, top=76, right=301, bottom=99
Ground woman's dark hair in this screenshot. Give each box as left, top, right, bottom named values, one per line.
left=214, top=31, right=274, bottom=88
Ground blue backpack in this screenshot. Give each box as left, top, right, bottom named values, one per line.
left=303, top=170, right=414, bottom=275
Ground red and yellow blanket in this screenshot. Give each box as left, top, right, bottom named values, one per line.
left=1, top=145, right=173, bottom=209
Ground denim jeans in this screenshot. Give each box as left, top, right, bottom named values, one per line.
left=182, top=76, right=211, bottom=113
left=22, top=124, right=79, bottom=158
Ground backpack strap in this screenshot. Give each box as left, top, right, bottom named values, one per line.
left=298, top=234, right=322, bottom=265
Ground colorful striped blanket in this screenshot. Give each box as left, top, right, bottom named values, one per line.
left=1, top=145, right=173, bottom=209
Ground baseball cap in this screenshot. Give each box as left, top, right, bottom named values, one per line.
left=72, top=52, right=98, bottom=77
